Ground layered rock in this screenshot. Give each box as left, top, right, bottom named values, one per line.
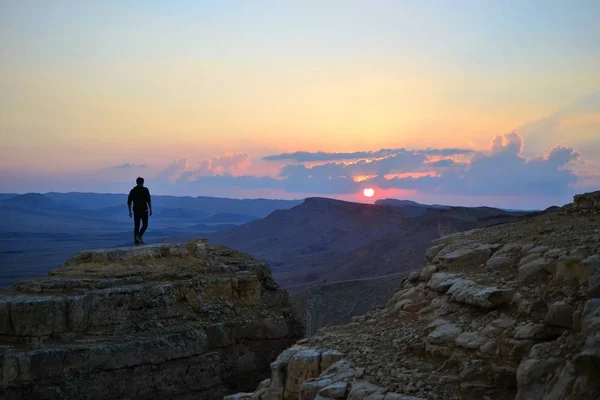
left=234, top=193, right=600, bottom=399
left=0, top=240, right=304, bottom=399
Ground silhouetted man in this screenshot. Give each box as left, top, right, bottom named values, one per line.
left=127, top=177, right=152, bottom=245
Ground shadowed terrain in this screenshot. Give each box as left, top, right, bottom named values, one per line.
left=209, top=197, right=535, bottom=292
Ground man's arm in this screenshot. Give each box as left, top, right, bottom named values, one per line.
left=146, top=188, right=152, bottom=216
left=127, top=190, right=133, bottom=217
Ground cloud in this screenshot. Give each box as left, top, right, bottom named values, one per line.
left=177, top=132, right=582, bottom=199
left=153, top=154, right=250, bottom=185
left=110, top=163, right=148, bottom=169
left=491, top=131, right=523, bottom=155
left=377, top=133, right=580, bottom=196
left=156, top=159, right=188, bottom=183
left=262, top=148, right=473, bottom=162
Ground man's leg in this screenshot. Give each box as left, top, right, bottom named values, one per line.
left=134, top=212, right=142, bottom=245
left=138, top=211, right=149, bottom=242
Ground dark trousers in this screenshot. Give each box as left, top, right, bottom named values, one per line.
left=134, top=210, right=149, bottom=238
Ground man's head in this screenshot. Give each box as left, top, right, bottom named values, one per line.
left=136, top=177, right=144, bottom=186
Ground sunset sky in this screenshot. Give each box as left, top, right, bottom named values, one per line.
left=1, top=1, right=599, bottom=209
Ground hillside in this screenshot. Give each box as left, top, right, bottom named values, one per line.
left=209, top=197, right=535, bottom=291
left=231, top=190, right=600, bottom=400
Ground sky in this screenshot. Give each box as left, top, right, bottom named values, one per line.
left=1, top=0, right=599, bottom=209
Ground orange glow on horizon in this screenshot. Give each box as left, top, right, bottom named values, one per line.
left=353, top=174, right=378, bottom=182
left=384, top=172, right=439, bottom=180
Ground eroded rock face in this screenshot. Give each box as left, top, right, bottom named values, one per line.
left=0, top=241, right=304, bottom=399
left=225, top=347, right=425, bottom=400
left=234, top=192, right=600, bottom=400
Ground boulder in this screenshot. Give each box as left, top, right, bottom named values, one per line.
left=435, top=243, right=492, bottom=268
left=554, top=255, right=594, bottom=283
left=427, top=323, right=463, bottom=344
left=589, top=275, right=600, bottom=298
left=544, top=301, right=574, bottom=328
left=485, top=255, right=514, bottom=270
left=518, top=258, right=555, bottom=281
left=447, top=281, right=515, bottom=309
left=418, top=265, right=438, bottom=281
left=455, top=331, right=487, bottom=349
left=514, top=323, right=548, bottom=340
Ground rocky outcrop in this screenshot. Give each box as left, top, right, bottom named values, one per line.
left=572, top=190, right=600, bottom=212
left=234, top=192, right=600, bottom=399
left=0, top=240, right=304, bottom=399
left=223, top=346, right=424, bottom=400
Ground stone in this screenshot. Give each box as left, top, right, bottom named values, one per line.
left=485, top=255, right=514, bottom=270
left=479, top=340, right=499, bottom=358
left=394, top=300, right=413, bottom=312
left=418, top=265, right=438, bottom=281
left=347, top=380, right=386, bottom=400
left=589, top=275, right=600, bottom=298
left=544, top=301, right=574, bottom=328
left=427, top=272, right=459, bottom=292
left=514, top=323, right=547, bottom=340
left=318, top=381, right=349, bottom=398
left=427, top=323, right=463, bottom=344
left=518, top=253, right=542, bottom=267
left=455, top=331, right=487, bottom=349
left=518, top=258, right=554, bottom=281
left=544, top=248, right=564, bottom=259
left=495, top=243, right=522, bottom=257
left=554, top=255, right=594, bottom=283
left=500, top=339, right=536, bottom=361
left=285, top=349, right=323, bottom=398
left=436, top=243, right=492, bottom=268
left=403, top=300, right=429, bottom=313
left=515, top=358, right=563, bottom=399
left=447, top=281, right=515, bottom=309
left=527, top=245, right=550, bottom=255
left=425, top=244, right=446, bottom=262
left=492, top=317, right=517, bottom=329
left=425, top=318, right=452, bottom=332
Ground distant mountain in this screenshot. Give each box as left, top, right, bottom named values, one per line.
left=208, top=197, right=536, bottom=290
left=198, top=213, right=259, bottom=224
left=375, top=198, right=451, bottom=209
left=41, top=192, right=301, bottom=217
left=2, top=193, right=66, bottom=210
left=0, top=193, right=18, bottom=201
left=96, top=205, right=210, bottom=219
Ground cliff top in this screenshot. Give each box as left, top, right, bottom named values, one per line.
left=1, top=239, right=278, bottom=296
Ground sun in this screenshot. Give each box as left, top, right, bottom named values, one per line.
left=363, top=188, right=375, bottom=198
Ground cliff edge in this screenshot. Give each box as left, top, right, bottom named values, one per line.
left=0, top=240, right=304, bottom=399
left=233, top=191, right=600, bottom=400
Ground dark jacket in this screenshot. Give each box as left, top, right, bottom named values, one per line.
left=127, top=185, right=151, bottom=212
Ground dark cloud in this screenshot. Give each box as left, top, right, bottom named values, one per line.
left=262, top=148, right=473, bottom=162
